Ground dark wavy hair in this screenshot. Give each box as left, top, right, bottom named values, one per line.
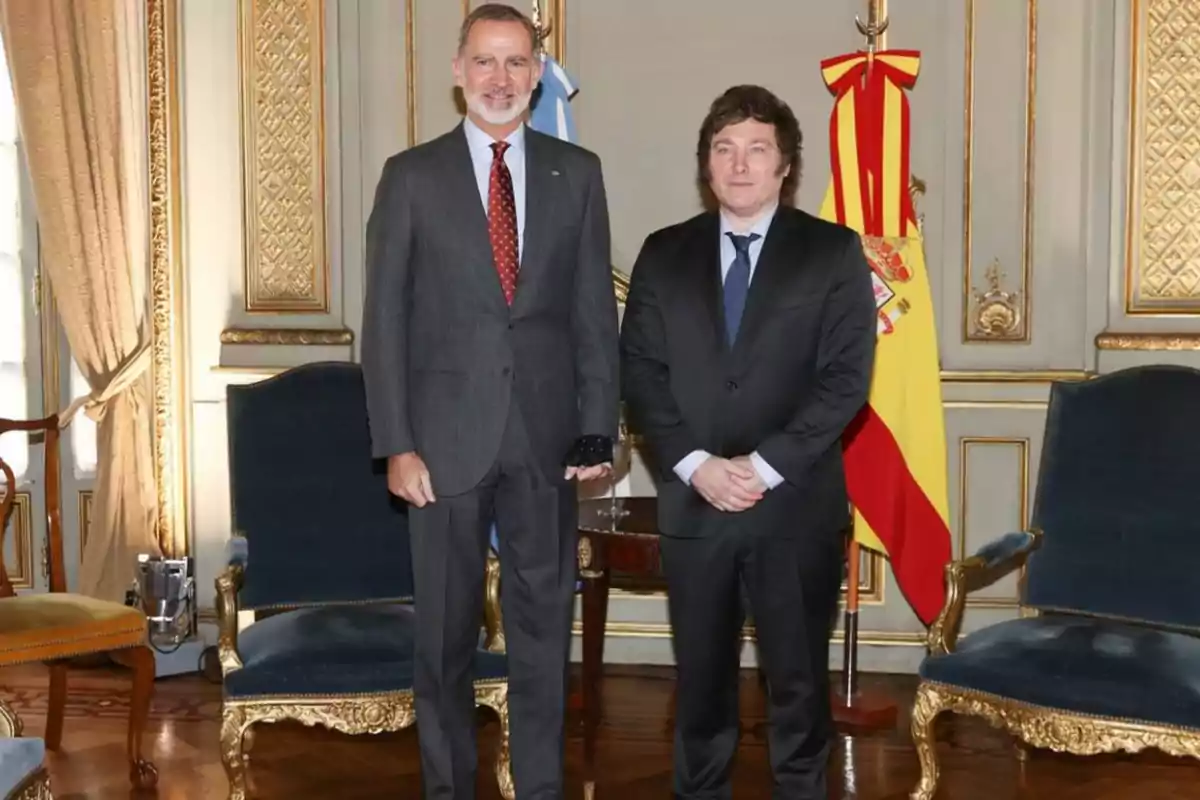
left=696, top=85, right=803, bottom=206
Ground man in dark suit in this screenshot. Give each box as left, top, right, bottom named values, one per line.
left=619, top=85, right=876, bottom=799
left=360, top=5, right=619, bottom=798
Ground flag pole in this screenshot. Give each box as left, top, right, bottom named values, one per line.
left=831, top=0, right=899, bottom=732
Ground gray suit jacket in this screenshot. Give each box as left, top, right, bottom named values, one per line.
left=361, top=122, right=620, bottom=497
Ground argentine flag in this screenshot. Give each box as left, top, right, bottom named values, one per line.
left=489, top=52, right=581, bottom=558
left=529, top=53, right=578, bottom=143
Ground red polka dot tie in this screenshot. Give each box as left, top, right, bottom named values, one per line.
left=488, top=141, right=518, bottom=304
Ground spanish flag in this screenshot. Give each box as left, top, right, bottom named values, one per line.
left=818, top=49, right=952, bottom=625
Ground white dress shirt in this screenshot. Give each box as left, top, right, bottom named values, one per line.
left=463, top=116, right=527, bottom=256
left=673, top=203, right=786, bottom=491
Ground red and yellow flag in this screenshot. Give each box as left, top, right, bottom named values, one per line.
left=818, top=48, right=952, bottom=625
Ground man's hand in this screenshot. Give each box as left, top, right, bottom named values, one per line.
left=691, top=457, right=763, bottom=512
left=566, top=463, right=612, bottom=482
left=730, top=456, right=768, bottom=494
left=387, top=452, right=436, bottom=507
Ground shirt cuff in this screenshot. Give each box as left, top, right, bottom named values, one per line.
left=750, top=451, right=785, bottom=489
left=673, top=450, right=711, bottom=485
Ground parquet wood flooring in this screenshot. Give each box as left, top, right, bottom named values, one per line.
left=1, top=661, right=1198, bottom=799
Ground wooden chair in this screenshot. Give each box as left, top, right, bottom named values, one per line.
left=0, top=416, right=158, bottom=789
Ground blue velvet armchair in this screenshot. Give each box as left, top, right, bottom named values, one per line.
left=218, top=362, right=512, bottom=800
left=911, top=365, right=1200, bottom=799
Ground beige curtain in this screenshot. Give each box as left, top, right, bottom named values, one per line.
left=0, top=0, right=161, bottom=602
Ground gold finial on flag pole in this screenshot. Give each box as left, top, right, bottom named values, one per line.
left=856, top=0, right=888, bottom=77
left=855, top=0, right=889, bottom=51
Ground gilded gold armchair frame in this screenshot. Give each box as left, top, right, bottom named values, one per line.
left=910, top=527, right=1200, bottom=800
left=216, top=545, right=514, bottom=800
left=0, top=700, right=52, bottom=800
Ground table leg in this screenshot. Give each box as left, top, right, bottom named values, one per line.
left=579, top=541, right=610, bottom=792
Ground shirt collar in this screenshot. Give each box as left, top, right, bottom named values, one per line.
left=463, top=115, right=526, bottom=157
left=719, top=202, right=778, bottom=241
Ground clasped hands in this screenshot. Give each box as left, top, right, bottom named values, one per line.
left=691, top=455, right=767, bottom=513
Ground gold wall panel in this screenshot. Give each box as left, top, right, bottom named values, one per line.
left=958, top=437, right=1029, bottom=608
left=962, top=0, right=1037, bottom=342
left=3, top=492, right=33, bottom=591
left=149, top=0, right=189, bottom=558
left=1125, top=0, right=1200, bottom=313
left=238, top=0, right=329, bottom=313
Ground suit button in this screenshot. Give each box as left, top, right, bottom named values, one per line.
left=503, top=367, right=512, bottom=377
left=507, top=323, right=514, bottom=330
left=726, top=380, right=738, bottom=391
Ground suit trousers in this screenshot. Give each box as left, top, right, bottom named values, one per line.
left=660, top=523, right=845, bottom=800
left=409, top=399, right=578, bottom=799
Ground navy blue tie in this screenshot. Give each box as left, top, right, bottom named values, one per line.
left=723, top=232, right=759, bottom=345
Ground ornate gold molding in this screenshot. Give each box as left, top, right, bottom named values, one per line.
left=149, top=0, right=189, bottom=558
left=406, top=0, right=416, bottom=147
left=911, top=681, right=1200, bottom=800
left=1095, top=332, right=1200, bottom=350
left=221, top=685, right=513, bottom=800
left=957, top=438, right=1029, bottom=608
left=970, top=259, right=1023, bottom=339
left=8, top=767, right=51, bottom=800
left=219, top=328, right=353, bottom=346
left=1125, top=0, right=1200, bottom=314
left=239, top=0, right=329, bottom=312
left=962, top=0, right=1037, bottom=342
left=939, top=369, right=1090, bottom=383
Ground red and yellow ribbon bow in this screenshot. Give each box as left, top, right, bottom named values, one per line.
left=820, top=49, right=921, bottom=238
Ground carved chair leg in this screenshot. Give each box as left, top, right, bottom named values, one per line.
left=43, top=662, right=67, bottom=751
left=110, top=645, right=158, bottom=789
left=221, top=706, right=250, bottom=800
left=477, top=687, right=514, bottom=800
left=909, top=682, right=947, bottom=800
left=0, top=697, right=23, bottom=738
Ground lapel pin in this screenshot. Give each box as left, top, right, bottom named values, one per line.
left=550, top=169, right=561, bottom=176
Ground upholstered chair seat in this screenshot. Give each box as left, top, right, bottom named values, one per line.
left=223, top=601, right=508, bottom=700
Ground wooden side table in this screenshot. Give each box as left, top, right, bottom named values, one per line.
left=576, top=496, right=661, bottom=791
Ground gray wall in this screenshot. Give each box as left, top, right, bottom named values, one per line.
left=185, top=0, right=1200, bottom=672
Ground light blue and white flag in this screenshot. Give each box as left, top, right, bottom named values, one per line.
left=489, top=53, right=581, bottom=559
left=529, top=53, right=578, bottom=142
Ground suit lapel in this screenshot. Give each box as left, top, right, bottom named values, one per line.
left=681, top=213, right=726, bottom=352
left=731, top=209, right=798, bottom=358
left=514, top=130, right=552, bottom=311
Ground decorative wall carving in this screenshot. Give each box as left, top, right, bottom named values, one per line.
left=1125, top=0, right=1200, bottom=313
left=238, top=0, right=329, bottom=313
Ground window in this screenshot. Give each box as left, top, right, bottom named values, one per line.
left=0, top=33, right=28, bottom=481
left=69, top=357, right=97, bottom=476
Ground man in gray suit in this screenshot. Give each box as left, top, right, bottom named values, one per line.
left=360, top=4, right=619, bottom=798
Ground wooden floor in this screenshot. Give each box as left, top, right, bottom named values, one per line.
left=2, top=661, right=1198, bottom=799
